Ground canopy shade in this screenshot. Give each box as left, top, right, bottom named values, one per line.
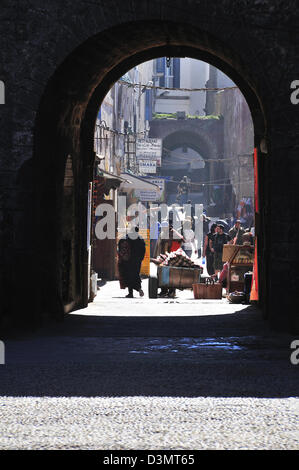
left=97, top=168, right=130, bottom=194
left=119, top=172, right=160, bottom=195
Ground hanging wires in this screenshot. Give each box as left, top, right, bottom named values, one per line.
left=118, top=79, right=238, bottom=93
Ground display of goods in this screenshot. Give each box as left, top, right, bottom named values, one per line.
left=155, top=248, right=200, bottom=268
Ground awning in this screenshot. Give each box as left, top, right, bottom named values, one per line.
left=97, top=168, right=131, bottom=195
left=97, top=168, right=129, bottom=182
left=119, top=173, right=161, bottom=201
left=119, top=172, right=160, bottom=193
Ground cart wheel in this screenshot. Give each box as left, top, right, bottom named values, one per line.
left=148, top=276, right=158, bottom=299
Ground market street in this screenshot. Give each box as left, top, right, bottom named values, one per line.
left=0, top=280, right=298, bottom=450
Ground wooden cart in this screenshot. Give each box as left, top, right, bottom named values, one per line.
left=148, top=262, right=202, bottom=298
left=226, top=245, right=254, bottom=293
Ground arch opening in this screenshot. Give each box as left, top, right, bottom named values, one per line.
left=33, top=20, right=266, bottom=321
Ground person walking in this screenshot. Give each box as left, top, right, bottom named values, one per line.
left=117, top=226, right=146, bottom=298
left=210, top=224, right=229, bottom=277
left=203, top=222, right=217, bottom=276
left=176, top=176, right=191, bottom=205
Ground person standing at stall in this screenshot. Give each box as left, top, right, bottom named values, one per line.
left=153, top=221, right=184, bottom=298
left=149, top=205, right=161, bottom=257
left=228, top=219, right=245, bottom=245
left=210, top=224, right=229, bottom=277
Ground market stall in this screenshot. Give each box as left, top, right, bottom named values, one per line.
left=223, top=244, right=254, bottom=293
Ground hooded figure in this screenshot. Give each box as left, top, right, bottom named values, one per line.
left=118, top=226, right=146, bottom=298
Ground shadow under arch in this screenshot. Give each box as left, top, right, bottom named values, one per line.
left=33, top=20, right=267, bottom=324
left=1, top=306, right=298, bottom=398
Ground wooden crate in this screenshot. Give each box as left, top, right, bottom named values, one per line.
left=193, top=282, right=222, bottom=299
left=158, top=266, right=201, bottom=289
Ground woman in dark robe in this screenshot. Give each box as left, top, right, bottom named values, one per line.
left=118, top=227, right=146, bottom=298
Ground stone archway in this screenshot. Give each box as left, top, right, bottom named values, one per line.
left=149, top=120, right=224, bottom=207
left=32, top=20, right=267, bottom=327
left=7, top=11, right=295, bottom=332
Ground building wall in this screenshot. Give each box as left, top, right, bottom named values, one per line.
left=92, top=60, right=155, bottom=280
left=96, top=60, right=155, bottom=174
left=215, top=87, right=254, bottom=219
left=154, top=58, right=209, bottom=117
left=187, top=59, right=209, bottom=116
left=135, top=60, right=155, bottom=135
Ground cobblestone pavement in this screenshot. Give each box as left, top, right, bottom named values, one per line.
left=0, top=280, right=298, bottom=450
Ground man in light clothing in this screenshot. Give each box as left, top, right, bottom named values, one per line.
left=182, top=217, right=197, bottom=258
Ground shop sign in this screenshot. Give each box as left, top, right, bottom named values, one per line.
left=139, top=159, right=157, bottom=174
left=145, top=178, right=165, bottom=201
left=147, top=178, right=165, bottom=192
left=134, top=190, right=159, bottom=201
left=136, top=138, right=162, bottom=166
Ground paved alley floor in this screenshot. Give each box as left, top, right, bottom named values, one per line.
left=0, top=279, right=298, bottom=450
